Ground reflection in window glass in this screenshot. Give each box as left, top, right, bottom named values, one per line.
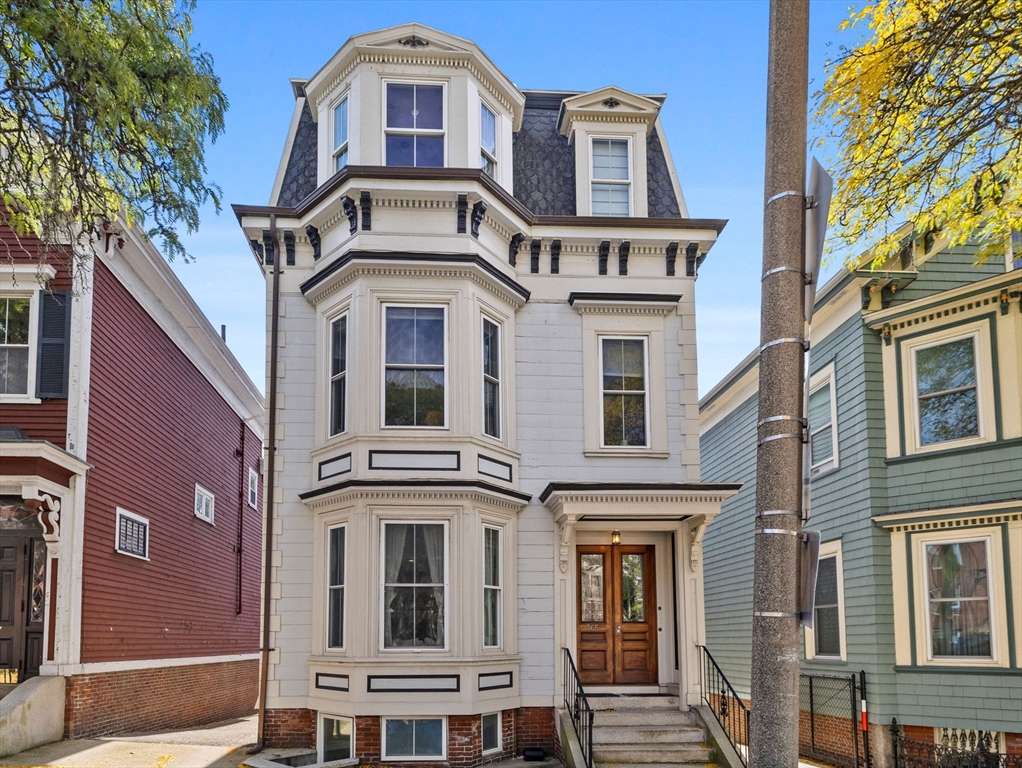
left=926, top=540, right=991, bottom=658
left=916, top=338, right=978, bottom=444
left=813, top=555, right=840, bottom=656
left=602, top=338, right=647, bottom=447
left=481, top=103, right=497, bottom=178
left=0, top=296, right=31, bottom=395
left=621, top=554, right=645, bottom=622
left=482, top=712, right=500, bottom=753
left=808, top=382, right=834, bottom=469
left=383, top=523, right=445, bottom=648
left=330, top=316, right=347, bottom=435
left=580, top=554, right=604, bottom=623
left=385, top=718, right=443, bottom=758
left=322, top=717, right=352, bottom=761
left=386, top=83, right=444, bottom=167
left=333, top=98, right=348, bottom=171
left=385, top=307, right=445, bottom=427
left=483, top=318, right=500, bottom=438
left=328, top=526, right=345, bottom=648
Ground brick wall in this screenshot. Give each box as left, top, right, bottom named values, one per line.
left=264, top=708, right=316, bottom=749
left=516, top=706, right=556, bottom=757
left=64, top=658, right=257, bottom=738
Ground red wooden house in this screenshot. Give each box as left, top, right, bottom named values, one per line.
left=0, top=220, right=263, bottom=747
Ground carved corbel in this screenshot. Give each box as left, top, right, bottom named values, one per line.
left=22, top=488, right=61, bottom=544
left=305, top=225, right=321, bottom=260
left=508, top=233, right=526, bottom=266
left=550, top=239, right=561, bottom=274
left=341, top=196, right=357, bottom=234
left=471, top=201, right=488, bottom=238
left=558, top=518, right=577, bottom=573
left=690, top=519, right=708, bottom=572
left=283, top=230, right=295, bottom=266
left=598, top=241, right=610, bottom=275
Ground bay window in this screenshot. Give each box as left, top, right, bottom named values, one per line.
left=925, top=538, right=992, bottom=659
left=482, top=317, right=500, bottom=438
left=330, top=315, right=347, bottom=436
left=385, top=83, right=444, bottom=168
left=483, top=525, right=502, bottom=648
left=591, top=138, right=630, bottom=216
left=600, top=337, right=648, bottom=447
left=382, top=522, right=447, bottom=649
left=384, top=306, right=446, bottom=427
left=480, top=103, right=497, bottom=178
left=333, top=98, right=349, bottom=171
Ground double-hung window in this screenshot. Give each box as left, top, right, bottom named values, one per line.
left=483, top=525, right=502, bottom=648
left=327, top=525, right=346, bottom=649
left=385, top=83, right=444, bottom=168
left=247, top=468, right=259, bottom=508
left=0, top=295, right=31, bottom=396
left=333, top=98, right=349, bottom=171
left=482, top=318, right=500, bottom=438
left=384, top=306, right=445, bottom=427
left=600, top=337, right=648, bottom=447
left=813, top=555, right=841, bottom=657
left=194, top=484, right=214, bottom=525
left=382, top=522, right=446, bottom=648
left=914, top=336, right=979, bottom=445
left=925, top=538, right=992, bottom=659
left=808, top=374, right=837, bottom=475
left=591, top=138, right=630, bottom=216
left=480, top=103, right=497, bottom=178
left=330, top=315, right=347, bottom=435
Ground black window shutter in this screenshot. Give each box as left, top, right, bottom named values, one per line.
left=36, top=291, right=71, bottom=399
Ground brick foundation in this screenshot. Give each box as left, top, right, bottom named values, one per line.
left=276, top=706, right=554, bottom=766
left=64, top=658, right=258, bottom=739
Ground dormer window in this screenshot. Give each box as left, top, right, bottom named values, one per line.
left=480, top=103, right=497, bottom=179
left=591, top=138, right=630, bottom=216
left=333, top=98, right=349, bottom=171
left=385, top=83, right=444, bottom=168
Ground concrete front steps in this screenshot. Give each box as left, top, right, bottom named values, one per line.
left=588, top=694, right=720, bottom=768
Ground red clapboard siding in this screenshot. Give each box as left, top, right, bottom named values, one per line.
left=80, top=259, right=261, bottom=662
left=0, top=221, right=73, bottom=447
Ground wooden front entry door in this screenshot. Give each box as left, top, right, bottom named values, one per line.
left=0, top=531, right=46, bottom=684
left=576, top=544, right=658, bottom=685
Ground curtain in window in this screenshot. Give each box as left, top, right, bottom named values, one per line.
left=384, top=523, right=444, bottom=647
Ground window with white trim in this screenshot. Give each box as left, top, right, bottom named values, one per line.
left=483, top=525, right=502, bottom=648
left=913, top=336, right=979, bottom=446
left=808, top=369, right=838, bottom=475
left=382, top=717, right=445, bottom=760
left=482, top=317, right=500, bottom=438
left=382, top=522, right=447, bottom=648
left=481, top=712, right=501, bottom=754
left=384, top=306, right=446, bottom=427
left=591, top=138, right=630, bottom=216
left=385, top=82, right=444, bottom=168
left=194, top=484, right=214, bottom=525
left=320, top=714, right=353, bottom=762
left=0, top=294, right=32, bottom=396
left=115, top=508, right=149, bottom=560
left=480, top=103, right=497, bottom=179
left=327, top=524, right=346, bottom=649
left=333, top=97, right=349, bottom=171
left=600, top=336, right=648, bottom=447
left=247, top=468, right=258, bottom=509
left=330, top=314, right=348, bottom=435
left=924, top=537, right=992, bottom=659
left=805, top=539, right=845, bottom=660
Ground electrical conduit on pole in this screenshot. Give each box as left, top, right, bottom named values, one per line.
left=750, top=1, right=810, bottom=766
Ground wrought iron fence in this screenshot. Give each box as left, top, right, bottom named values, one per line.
left=891, top=719, right=1022, bottom=768
left=698, top=645, right=751, bottom=767
left=799, top=671, right=870, bottom=768
left=562, top=647, right=594, bottom=768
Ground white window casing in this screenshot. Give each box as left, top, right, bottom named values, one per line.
left=481, top=712, right=501, bottom=754
left=319, top=713, right=354, bottom=762
left=808, top=362, right=839, bottom=476
left=247, top=468, right=258, bottom=509
left=381, top=304, right=448, bottom=430
left=804, top=539, right=845, bottom=661
left=194, top=484, right=215, bottom=525
left=483, top=524, right=502, bottom=649
left=380, top=520, right=449, bottom=651
left=327, top=524, right=346, bottom=650
left=383, top=80, right=447, bottom=169
left=590, top=136, right=631, bottom=216
left=115, top=507, right=150, bottom=561
left=598, top=335, right=650, bottom=449
left=330, top=313, right=348, bottom=436
left=482, top=315, right=501, bottom=440
left=0, top=291, right=39, bottom=402
left=333, top=96, right=349, bottom=171
left=480, top=102, right=497, bottom=180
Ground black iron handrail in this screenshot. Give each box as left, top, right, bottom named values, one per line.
left=891, top=719, right=1021, bottom=768
left=698, top=645, right=751, bottom=767
left=562, top=647, right=595, bottom=768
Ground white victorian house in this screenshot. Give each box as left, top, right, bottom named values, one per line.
left=235, top=24, right=739, bottom=767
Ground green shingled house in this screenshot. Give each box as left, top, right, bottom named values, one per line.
left=699, top=232, right=1022, bottom=765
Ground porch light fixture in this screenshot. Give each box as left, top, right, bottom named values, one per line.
left=611, top=530, right=621, bottom=545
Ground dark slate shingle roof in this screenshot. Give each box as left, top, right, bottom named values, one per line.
left=646, top=126, right=682, bottom=218
left=276, top=101, right=318, bottom=207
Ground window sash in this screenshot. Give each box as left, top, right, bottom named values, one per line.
left=383, top=717, right=445, bottom=759
left=382, top=522, right=447, bottom=649
left=483, top=525, right=501, bottom=648
left=330, top=316, right=347, bottom=436
left=247, top=468, right=258, bottom=508
left=385, top=83, right=445, bottom=168
left=321, top=715, right=353, bottom=762
left=333, top=98, right=349, bottom=171
left=481, top=103, right=497, bottom=178
left=600, top=337, right=649, bottom=447
left=482, top=318, right=500, bottom=438
left=924, top=538, right=993, bottom=659
left=813, top=555, right=841, bottom=657
left=913, top=336, right=980, bottom=445
left=383, top=306, right=446, bottom=428
left=0, top=295, right=32, bottom=396
left=328, top=525, right=346, bottom=649
left=194, top=485, right=214, bottom=524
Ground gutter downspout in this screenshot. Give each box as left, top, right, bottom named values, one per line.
left=254, top=215, right=280, bottom=752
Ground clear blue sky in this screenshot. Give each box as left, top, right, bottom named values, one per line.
left=173, top=0, right=859, bottom=396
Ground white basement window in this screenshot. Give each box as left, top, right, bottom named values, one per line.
left=320, top=714, right=353, bottom=762
left=194, top=484, right=214, bottom=525
left=382, top=718, right=445, bottom=761
left=482, top=712, right=501, bottom=754
left=115, top=508, right=149, bottom=560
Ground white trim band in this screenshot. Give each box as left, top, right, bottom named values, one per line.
left=42, top=652, right=259, bottom=676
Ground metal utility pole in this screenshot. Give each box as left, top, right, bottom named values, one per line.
left=750, top=0, right=810, bottom=765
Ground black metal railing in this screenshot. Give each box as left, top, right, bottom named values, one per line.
left=562, top=648, right=594, bottom=768
left=698, top=645, right=751, bottom=767
left=891, top=719, right=1022, bottom=768
left=799, top=671, right=870, bottom=768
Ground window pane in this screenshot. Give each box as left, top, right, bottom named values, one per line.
left=414, top=369, right=445, bottom=426
left=603, top=339, right=644, bottom=391
left=323, top=717, right=352, bottom=761
left=484, top=379, right=499, bottom=438
left=384, top=524, right=445, bottom=648
left=591, top=183, right=629, bottom=216
left=0, top=347, right=29, bottom=395
left=386, top=134, right=415, bottom=166
left=413, top=308, right=444, bottom=365
left=917, top=338, right=976, bottom=395
left=808, top=383, right=831, bottom=430
left=386, top=84, right=415, bottom=129
left=330, top=377, right=345, bottom=435
left=328, top=587, right=344, bottom=648
left=621, top=554, right=645, bottom=622
left=580, top=554, right=604, bottom=622
left=414, top=86, right=444, bottom=130
left=1, top=298, right=30, bottom=344
left=334, top=99, right=348, bottom=149
left=593, top=139, right=629, bottom=180
left=484, top=588, right=499, bottom=647
left=482, top=713, right=499, bottom=752
left=920, top=389, right=978, bottom=444
left=815, top=606, right=841, bottom=656
left=927, top=541, right=988, bottom=599
left=415, top=135, right=445, bottom=167
left=385, top=719, right=415, bottom=755
left=927, top=541, right=991, bottom=657
left=414, top=524, right=444, bottom=584
left=484, top=528, right=500, bottom=587
left=483, top=320, right=499, bottom=378
left=604, top=394, right=646, bottom=446
left=929, top=598, right=991, bottom=657
left=329, top=527, right=345, bottom=586
left=815, top=556, right=838, bottom=605
left=481, top=104, right=496, bottom=156
left=482, top=153, right=496, bottom=178
left=811, top=424, right=834, bottom=464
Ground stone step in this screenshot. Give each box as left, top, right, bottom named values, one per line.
left=593, top=726, right=706, bottom=745
left=597, top=763, right=722, bottom=768
left=593, top=743, right=715, bottom=763
left=593, top=709, right=697, bottom=727
left=587, top=694, right=680, bottom=711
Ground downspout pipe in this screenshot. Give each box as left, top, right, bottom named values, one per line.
left=254, top=214, right=280, bottom=752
